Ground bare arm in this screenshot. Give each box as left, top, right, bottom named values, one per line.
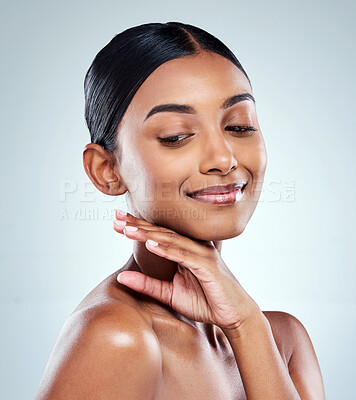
left=34, top=303, right=162, bottom=400
left=221, top=311, right=325, bottom=400
left=286, top=313, right=326, bottom=399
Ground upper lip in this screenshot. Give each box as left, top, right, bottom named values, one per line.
left=186, top=181, right=247, bottom=197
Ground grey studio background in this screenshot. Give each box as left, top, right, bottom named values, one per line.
left=0, top=0, right=355, bottom=399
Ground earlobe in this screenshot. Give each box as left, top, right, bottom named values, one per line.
left=82, top=143, right=127, bottom=196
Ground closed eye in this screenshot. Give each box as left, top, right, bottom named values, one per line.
left=225, top=125, right=257, bottom=136
left=158, top=134, right=193, bottom=146
left=157, top=125, right=257, bottom=147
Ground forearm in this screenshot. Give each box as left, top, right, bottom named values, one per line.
left=222, top=311, right=301, bottom=400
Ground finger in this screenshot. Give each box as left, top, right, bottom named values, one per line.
left=115, top=210, right=155, bottom=227
left=115, top=210, right=175, bottom=233
left=113, top=210, right=157, bottom=234
left=145, top=239, right=215, bottom=281
left=113, top=219, right=128, bottom=233
left=123, top=225, right=210, bottom=257
left=113, top=219, right=175, bottom=236
left=117, top=270, right=173, bottom=307
left=113, top=220, right=158, bottom=236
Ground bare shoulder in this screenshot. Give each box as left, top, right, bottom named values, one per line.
left=263, top=311, right=326, bottom=399
left=262, top=310, right=317, bottom=360
left=35, top=300, right=162, bottom=400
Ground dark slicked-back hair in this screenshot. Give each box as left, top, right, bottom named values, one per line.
left=84, top=21, right=251, bottom=153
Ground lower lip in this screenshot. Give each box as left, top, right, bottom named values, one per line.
left=187, top=186, right=245, bottom=205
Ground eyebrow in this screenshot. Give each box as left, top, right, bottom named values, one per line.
left=144, top=93, right=255, bottom=122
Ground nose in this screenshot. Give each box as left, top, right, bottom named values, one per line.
left=199, top=128, right=238, bottom=175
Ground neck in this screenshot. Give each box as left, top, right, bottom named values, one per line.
left=127, top=236, right=222, bottom=343
left=131, top=239, right=223, bottom=282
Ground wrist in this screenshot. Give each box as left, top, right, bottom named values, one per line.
left=221, top=309, right=269, bottom=340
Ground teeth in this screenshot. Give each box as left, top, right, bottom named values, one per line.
left=187, top=182, right=246, bottom=197
left=235, top=188, right=244, bottom=202
left=192, top=186, right=244, bottom=197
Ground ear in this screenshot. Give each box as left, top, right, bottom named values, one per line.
left=83, top=143, right=127, bottom=196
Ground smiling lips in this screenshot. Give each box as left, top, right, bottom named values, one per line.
left=186, top=182, right=247, bottom=205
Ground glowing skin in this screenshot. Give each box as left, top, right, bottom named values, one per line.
left=35, top=51, right=324, bottom=400
left=116, top=51, right=267, bottom=242
left=96, top=51, right=267, bottom=284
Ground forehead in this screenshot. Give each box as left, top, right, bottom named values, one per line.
left=124, top=51, right=252, bottom=120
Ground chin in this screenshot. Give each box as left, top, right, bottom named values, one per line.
left=201, top=227, right=246, bottom=242
left=175, top=220, right=248, bottom=242
left=142, top=204, right=254, bottom=242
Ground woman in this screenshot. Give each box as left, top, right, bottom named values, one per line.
left=35, top=22, right=325, bottom=399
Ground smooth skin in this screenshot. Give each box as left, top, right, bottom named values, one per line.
left=35, top=51, right=325, bottom=399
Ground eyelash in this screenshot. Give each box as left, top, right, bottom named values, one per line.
left=158, top=126, right=257, bottom=146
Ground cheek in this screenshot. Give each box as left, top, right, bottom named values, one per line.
left=123, top=146, right=190, bottom=204
left=239, top=134, right=267, bottom=174
left=253, top=139, right=267, bottom=178
left=242, top=136, right=267, bottom=199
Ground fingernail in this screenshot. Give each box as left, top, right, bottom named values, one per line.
left=147, top=239, right=159, bottom=246
left=124, top=225, right=138, bottom=232
left=115, top=209, right=127, bottom=217
left=114, top=220, right=126, bottom=227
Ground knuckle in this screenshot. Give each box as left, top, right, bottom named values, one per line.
left=165, top=231, right=177, bottom=239
left=178, top=247, right=190, bottom=257
left=142, top=274, right=150, bottom=293
left=157, top=226, right=169, bottom=233
left=204, top=248, right=216, bottom=259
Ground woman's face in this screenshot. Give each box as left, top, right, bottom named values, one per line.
left=114, top=51, right=267, bottom=241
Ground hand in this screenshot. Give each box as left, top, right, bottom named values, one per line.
left=113, top=210, right=262, bottom=331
